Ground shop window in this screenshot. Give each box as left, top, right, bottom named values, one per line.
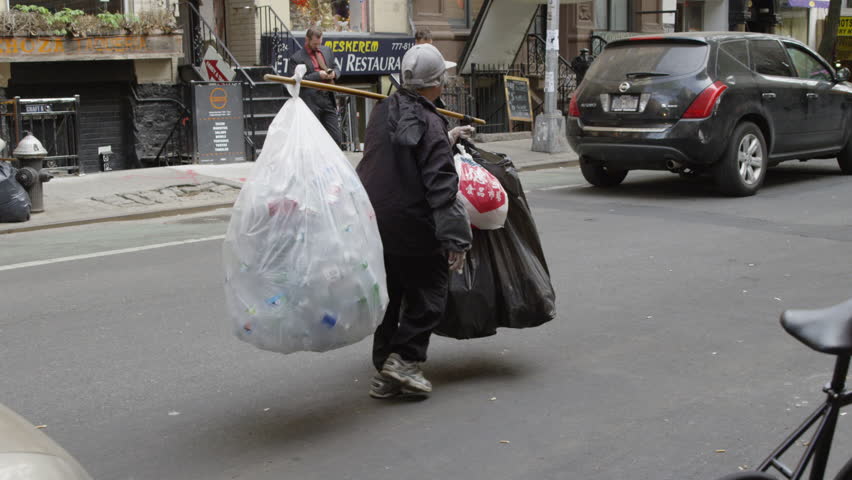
left=291, top=0, right=368, bottom=32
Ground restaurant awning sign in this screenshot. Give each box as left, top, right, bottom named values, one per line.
left=291, top=35, right=415, bottom=75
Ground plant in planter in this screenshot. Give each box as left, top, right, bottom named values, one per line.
left=138, top=9, right=178, bottom=35
left=0, top=5, right=179, bottom=37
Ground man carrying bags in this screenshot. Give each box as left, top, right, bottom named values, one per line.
left=357, top=44, right=472, bottom=399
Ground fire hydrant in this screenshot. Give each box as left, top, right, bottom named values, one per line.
left=13, top=131, right=52, bottom=214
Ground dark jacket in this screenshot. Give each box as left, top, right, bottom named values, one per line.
left=357, top=89, right=471, bottom=256
left=289, top=45, right=341, bottom=110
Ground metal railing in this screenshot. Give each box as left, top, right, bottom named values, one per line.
left=182, top=1, right=257, bottom=160
left=469, top=63, right=531, bottom=134
left=526, top=34, right=576, bottom=115
left=591, top=35, right=608, bottom=56
left=153, top=114, right=192, bottom=166
left=256, top=5, right=300, bottom=75
left=130, top=85, right=192, bottom=167
left=1, top=96, right=82, bottom=174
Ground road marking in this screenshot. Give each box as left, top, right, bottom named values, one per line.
left=0, top=235, right=225, bottom=272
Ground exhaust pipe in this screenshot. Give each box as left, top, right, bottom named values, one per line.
left=665, top=159, right=683, bottom=172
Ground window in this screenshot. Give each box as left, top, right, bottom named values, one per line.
left=749, top=39, right=794, bottom=77
left=717, top=40, right=750, bottom=78
left=786, top=45, right=833, bottom=82
left=585, top=42, right=708, bottom=81
left=291, top=0, right=366, bottom=32
left=447, top=0, right=485, bottom=29
left=594, top=0, right=629, bottom=31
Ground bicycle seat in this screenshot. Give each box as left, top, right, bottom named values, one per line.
left=781, top=297, right=852, bottom=355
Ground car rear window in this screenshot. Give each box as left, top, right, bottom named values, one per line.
left=584, top=42, right=709, bottom=81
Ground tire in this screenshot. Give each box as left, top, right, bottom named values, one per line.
left=714, top=121, right=768, bottom=197
left=834, top=456, right=852, bottom=480
left=579, top=157, right=628, bottom=187
left=713, top=473, right=778, bottom=480
left=837, top=138, right=852, bottom=174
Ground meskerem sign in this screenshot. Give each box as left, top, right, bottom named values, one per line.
left=291, top=35, right=415, bottom=75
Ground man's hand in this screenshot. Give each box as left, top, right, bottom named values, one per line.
left=319, top=70, right=331, bottom=80
left=448, top=125, right=476, bottom=144
left=447, top=251, right=466, bottom=273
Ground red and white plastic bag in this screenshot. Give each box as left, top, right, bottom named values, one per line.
left=453, top=144, right=508, bottom=230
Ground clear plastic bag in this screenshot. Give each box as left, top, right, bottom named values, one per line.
left=223, top=66, right=388, bottom=354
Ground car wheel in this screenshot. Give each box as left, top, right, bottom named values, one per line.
left=714, top=121, right=767, bottom=197
left=580, top=157, right=628, bottom=187
left=837, top=136, right=852, bottom=174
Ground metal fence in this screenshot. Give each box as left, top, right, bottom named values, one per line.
left=468, top=63, right=532, bottom=134
left=0, top=96, right=82, bottom=174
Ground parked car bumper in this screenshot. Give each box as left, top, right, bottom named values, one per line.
left=566, top=116, right=728, bottom=170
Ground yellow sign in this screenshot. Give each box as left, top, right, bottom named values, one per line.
left=209, top=87, right=228, bottom=110
left=839, top=17, right=852, bottom=37
left=324, top=40, right=380, bottom=54
left=0, top=36, right=149, bottom=55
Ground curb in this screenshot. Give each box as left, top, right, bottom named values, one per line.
left=0, top=159, right=579, bottom=235
left=0, top=202, right=235, bottom=235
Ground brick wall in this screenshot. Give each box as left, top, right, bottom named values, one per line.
left=227, top=0, right=259, bottom=65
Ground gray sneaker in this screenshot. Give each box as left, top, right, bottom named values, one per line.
left=381, top=353, right=433, bottom=393
left=369, top=373, right=429, bottom=399
left=369, top=373, right=402, bottom=399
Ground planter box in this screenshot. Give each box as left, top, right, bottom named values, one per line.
left=0, top=34, right=183, bottom=62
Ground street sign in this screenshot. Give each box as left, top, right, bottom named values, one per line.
left=24, top=104, right=52, bottom=113
left=200, top=46, right=236, bottom=82
left=193, top=83, right=246, bottom=164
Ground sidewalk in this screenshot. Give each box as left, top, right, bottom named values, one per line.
left=0, top=137, right=578, bottom=234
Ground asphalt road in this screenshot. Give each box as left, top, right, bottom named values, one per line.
left=2, top=161, right=852, bottom=480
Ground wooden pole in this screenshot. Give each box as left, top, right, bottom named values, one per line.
left=263, top=74, right=486, bottom=126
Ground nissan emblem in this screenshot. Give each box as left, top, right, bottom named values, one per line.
left=619, top=82, right=631, bottom=93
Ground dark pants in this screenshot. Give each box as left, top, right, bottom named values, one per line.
left=307, top=93, right=342, bottom=147
left=372, top=253, right=449, bottom=371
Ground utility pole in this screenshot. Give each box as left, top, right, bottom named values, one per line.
left=532, top=0, right=569, bottom=153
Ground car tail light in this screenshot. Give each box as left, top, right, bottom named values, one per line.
left=682, top=81, right=728, bottom=119
left=568, top=90, right=582, bottom=117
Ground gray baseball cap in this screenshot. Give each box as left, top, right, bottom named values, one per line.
left=401, top=44, right=457, bottom=89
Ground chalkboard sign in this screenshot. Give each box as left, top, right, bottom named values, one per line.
left=504, top=75, right=533, bottom=122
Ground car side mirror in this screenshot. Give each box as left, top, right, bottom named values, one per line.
left=836, top=67, right=850, bottom=83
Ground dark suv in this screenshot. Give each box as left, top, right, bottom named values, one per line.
left=566, top=33, right=852, bottom=196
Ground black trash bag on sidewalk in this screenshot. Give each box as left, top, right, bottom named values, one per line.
left=0, top=162, right=31, bottom=223
left=436, top=140, right=556, bottom=339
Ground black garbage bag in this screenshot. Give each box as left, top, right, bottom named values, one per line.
left=0, top=162, right=31, bottom=223
left=436, top=140, right=556, bottom=339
